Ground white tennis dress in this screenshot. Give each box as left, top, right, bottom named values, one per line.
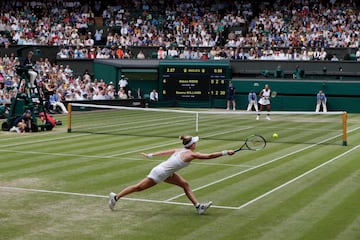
left=147, top=148, right=190, bottom=183
left=258, top=88, right=271, bottom=105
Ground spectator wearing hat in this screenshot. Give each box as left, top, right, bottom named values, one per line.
left=157, top=47, right=166, bottom=59
left=118, top=75, right=128, bottom=89
left=107, top=81, right=114, bottom=90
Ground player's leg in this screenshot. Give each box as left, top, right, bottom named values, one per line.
left=257, top=104, right=264, bottom=120
left=232, top=99, right=236, bottom=110
left=109, top=177, right=157, bottom=210
left=266, top=104, right=271, bottom=120
left=165, top=173, right=198, bottom=205
left=165, top=173, right=212, bottom=214
left=226, top=99, right=230, bottom=110
left=117, top=177, right=157, bottom=199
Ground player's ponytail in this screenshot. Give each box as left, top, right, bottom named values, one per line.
left=179, top=135, right=192, bottom=147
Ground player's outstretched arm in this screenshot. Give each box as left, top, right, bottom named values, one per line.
left=191, top=150, right=235, bottom=160
left=141, top=149, right=177, bottom=158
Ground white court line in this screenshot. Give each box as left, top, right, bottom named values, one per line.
left=0, top=186, right=238, bottom=210
left=164, top=126, right=360, bottom=202
left=0, top=133, right=91, bottom=148
left=237, top=144, right=360, bottom=209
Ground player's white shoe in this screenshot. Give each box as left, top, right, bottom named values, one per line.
left=196, top=201, right=212, bottom=215
left=109, top=192, right=117, bottom=211
left=256, top=115, right=259, bottom=120
left=266, top=116, right=271, bottom=120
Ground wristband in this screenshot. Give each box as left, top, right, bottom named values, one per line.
left=222, top=150, right=228, bottom=156
left=147, top=153, right=153, bottom=158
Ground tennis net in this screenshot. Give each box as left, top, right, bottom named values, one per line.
left=67, top=103, right=348, bottom=146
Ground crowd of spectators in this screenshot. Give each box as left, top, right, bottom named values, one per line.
left=0, top=50, right=127, bottom=113
left=0, top=0, right=359, bottom=60
left=1, top=0, right=360, bottom=110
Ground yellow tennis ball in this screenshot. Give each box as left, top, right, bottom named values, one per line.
left=273, top=133, right=278, bottom=139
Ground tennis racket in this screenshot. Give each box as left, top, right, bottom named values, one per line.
left=234, top=135, right=266, bottom=152
left=271, top=91, right=277, bottom=98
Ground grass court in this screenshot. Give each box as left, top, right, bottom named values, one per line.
left=1, top=108, right=359, bottom=240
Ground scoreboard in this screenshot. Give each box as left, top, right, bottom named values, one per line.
left=160, top=62, right=230, bottom=101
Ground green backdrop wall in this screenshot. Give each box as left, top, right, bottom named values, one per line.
left=232, top=79, right=359, bottom=113
left=92, top=60, right=360, bottom=113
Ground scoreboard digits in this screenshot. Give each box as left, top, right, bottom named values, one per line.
left=161, top=65, right=228, bottom=101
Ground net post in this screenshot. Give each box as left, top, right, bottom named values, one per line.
left=195, top=112, right=199, bottom=133
left=342, top=111, right=347, bottom=146
left=67, top=103, right=72, bottom=133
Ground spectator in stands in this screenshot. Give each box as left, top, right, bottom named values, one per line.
left=118, top=75, right=128, bottom=90
left=150, top=89, right=158, bottom=102
left=315, top=90, right=327, bottom=112
left=319, top=48, right=327, bottom=61
left=88, top=48, right=96, bottom=59
left=57, top=48, right=69, bottom=59
left=331, top=54, right=339, bottom=61
left=0, top=93, right=11, bottom=108
left=157, top=47, right=166, bottom=59
left=116, top=46, right=124, bottom=59
left=49, top=89, right=68, bottom=114
left=313, top=48, right=321, bottom=60
left=136, top=50, right=146, bottom=59
left=94, top=29, right=103, bottom=45
left=247, top=48, right=257, bottom=60
left=118, top=87, right=128, bottom=99
left=123, top=46, right=132, bottom=59
left=236, top=48, right=248, bottom=60
left=168, top=46, right=179, bottom=59
left=356, top=47, right=360, bottom=61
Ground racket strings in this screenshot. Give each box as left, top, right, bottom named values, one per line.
left=246, top=136, right=266, bottom=150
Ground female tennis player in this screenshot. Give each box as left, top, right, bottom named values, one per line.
left=257, top=84, right=271, bottom=120
left=109, top=135, right=235, bottom=214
